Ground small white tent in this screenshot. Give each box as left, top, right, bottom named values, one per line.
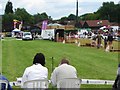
left=12, top=28, right=21, bottom=37
left=12, top=28, right=21, bottom=32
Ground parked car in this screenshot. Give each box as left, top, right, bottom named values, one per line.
left=0, top=34, right=4, bottom=39
left=115, top=36, right=120, bottom=41
left=22, top=32, right=33, bottom=40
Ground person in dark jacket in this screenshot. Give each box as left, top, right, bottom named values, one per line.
left=113, top=64, right=120, bottom=90
left=96, top=33, right=103, bottom=49
left=107, top=32, right=113, bottom=49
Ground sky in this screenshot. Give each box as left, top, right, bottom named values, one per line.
left=0, top=0, right=119, bottom=20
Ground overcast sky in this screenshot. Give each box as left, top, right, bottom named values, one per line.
left=0, top=0, right=119, bottom=20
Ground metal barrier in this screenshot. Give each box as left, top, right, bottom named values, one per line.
left=10, top=77, right=115, bottom=86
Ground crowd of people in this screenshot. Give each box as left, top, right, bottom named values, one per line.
left=64, top=29, right=116, bottom=52
left=94, top=30, right=114, bottom=51
left=1, top=52, right=120, bottom=89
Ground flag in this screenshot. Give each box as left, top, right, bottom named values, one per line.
left=13, top=19, right=20, bottom=29
left=19, top=21, right=23, bottom=30
left=42, top=20, right=48, bottom=30
left=13, top=20, right=18, bottom=29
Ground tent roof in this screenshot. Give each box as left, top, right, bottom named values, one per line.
left=47, top=23, right=62, bottom=26
left=12, top=28, right=21, bottom=32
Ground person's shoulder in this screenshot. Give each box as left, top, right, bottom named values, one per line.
left=68, top=65, right=77, bottom=70
left=24, top=65, right=33, bottom=71
left=43, top=66, right=48, bottom=70
left=52, top=66, right=59, bottom=72
left=69, top=65, right=76, bottom=68
left=0, top=75, right=8, bottom=81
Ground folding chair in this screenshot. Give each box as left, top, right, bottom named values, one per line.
left=57, top=78, right=82, bottom=89
left=0, top=80, right=8, bottom=90
left=23, top=79, right=49, bottom=90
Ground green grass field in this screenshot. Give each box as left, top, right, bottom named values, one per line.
left=1, top=37, right=120, bottom=88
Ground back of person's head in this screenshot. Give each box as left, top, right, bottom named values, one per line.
left=60, top=58, right=69, bottom=65
left=33, top=53, right=45, bottom=66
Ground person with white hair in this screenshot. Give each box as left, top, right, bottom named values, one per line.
left=50, top=58, right=77, bottom=87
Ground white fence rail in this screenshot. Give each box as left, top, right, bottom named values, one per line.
left=10, top=78, right=115, bottom=86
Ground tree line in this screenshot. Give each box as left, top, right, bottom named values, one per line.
left=2, top=1, right=120, bottom=32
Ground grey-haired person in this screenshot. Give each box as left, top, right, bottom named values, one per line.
left=50, top=58, right=77, bottom=87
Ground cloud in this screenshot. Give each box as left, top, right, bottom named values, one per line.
left=1, top=0, right=119, bottom=19
left=0, top=4, right=2, bottom=10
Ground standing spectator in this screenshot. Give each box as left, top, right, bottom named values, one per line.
left=107, top=32, right=113, bottom=50
left=112, top=64, right=120, bottom=90
left=96, top=33, right=103, bottom=49
left=0, top=74, right=12, bottom=90
left=91, top=34, right=97, bottom=47
left=50, top=58, right=77, bottom=87
left=104, top=37, right=107, bottom=49
left=21, top=52, right=48, bottom=88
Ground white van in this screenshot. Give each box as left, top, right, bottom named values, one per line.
left=41, top=29, right=55, bottom=40
left=22, top=32, right=33, bottom=40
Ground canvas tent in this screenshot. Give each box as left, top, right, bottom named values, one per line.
left=12, top=28, right=22, bottom=38
left=47, top=23, right=65, bottom=29
left=12, top=28, right=21, bottom=32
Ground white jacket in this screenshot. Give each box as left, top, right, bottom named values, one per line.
left=50, top=64, right=77, bottom=86
left=21, top=64, right=48, bottom=88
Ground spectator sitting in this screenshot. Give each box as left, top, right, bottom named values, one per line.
left=21, top=52, right=48, bottom=88
left=50, top=58, right=78, bottom=87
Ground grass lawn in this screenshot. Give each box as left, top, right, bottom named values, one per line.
left=1, top=37, right=119, bottom=88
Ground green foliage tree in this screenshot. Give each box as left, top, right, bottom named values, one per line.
left=5, top=1, right=13, bottom=14
left=68, top=14, right=76, bottom=20
left=33, top=12, right=48, bottom=24
left=40, top=12, right=48, bottom=21
left=79, top=1, right=120, bottom=23
left=97, top=1, right=119, bottom=22
left=14, top=8, right=34, bottom=26
left=2, top=13, right=15, bottom=32
left=59, top=16, right=68, bottom=25
left=80, top=13, right=100, bottom=20
left=116, top=4, right=120, bottom=23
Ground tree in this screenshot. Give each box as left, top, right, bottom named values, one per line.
left=80, top=13, right=100, bottom=20
left=40, top=12, right=48, bottom=21
left=14, top=8, right=34, bottom=26
left=5, top=1, right=13, bottom=14
left=68, top=14, right=76, bottom=20
left=59, top=17, right=68, bottom=25
left=33, top=12, right=48, bottom=24
left=116, top=4, right=120, bottom=23
left=97, top=2, right=116, bottom=22
left=79, top=1, right=120, bottom=23
left=2, top=13, right=15, bottom=32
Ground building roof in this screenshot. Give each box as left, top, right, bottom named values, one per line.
left=82, top=20, right=110, bottom=27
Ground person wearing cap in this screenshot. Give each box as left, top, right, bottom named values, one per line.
left=113, top=64, right=120, bottom=90
left=21, top=52, right=48, bottom=88
left=50, top=58, right=77, bottom=87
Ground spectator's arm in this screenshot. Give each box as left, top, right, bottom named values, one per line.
left=113, top=75, right=119, bottom=88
